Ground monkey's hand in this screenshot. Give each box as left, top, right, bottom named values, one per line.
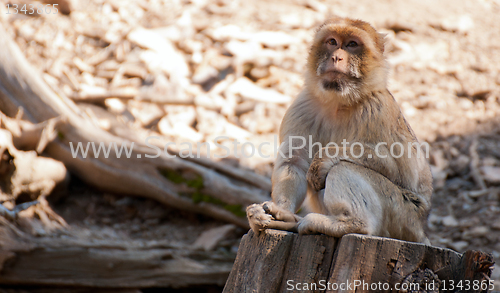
left=307, top=148, right=340, bottom=191
left=247, top=202, right=273, bottom=233
left=247, top=201, right=302, bottom=234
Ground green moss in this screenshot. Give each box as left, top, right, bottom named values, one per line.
left=186, top=175, right=204, bottom=189
left=159, top=169, right=204, bottom=188
left=191, top=191, right=222, bottom=205
left=190, top=192, right=246, bottom=218
left=159, top=168, right=185, bottom=184
left=160, top=168, right=245, bottom=218
left=223, top=204, right=246, bottom=218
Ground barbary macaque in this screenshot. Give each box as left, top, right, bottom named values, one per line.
left=247, top=17, right=432, bottom=243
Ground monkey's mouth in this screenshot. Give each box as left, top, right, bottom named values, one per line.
left=322, top=70, right=351, bottom=79
left=321, top=70, right=359, bottom=92
left=322, top=80, right=343, bottom=91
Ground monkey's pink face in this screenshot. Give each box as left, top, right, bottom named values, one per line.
left=306, top=20, right=387, bottom=103
left=315, top=34, right=364, bottom=91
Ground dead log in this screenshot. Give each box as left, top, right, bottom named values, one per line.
left=0, top=289, right=141, bottom=293
left=224, top=230, right=494, bottom=293
left=0, top=23, right=272, bottom=228
left=0, top=220, right=233, bottom=289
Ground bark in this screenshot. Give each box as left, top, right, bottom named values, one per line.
left=224, top=230, right=495, bottom=293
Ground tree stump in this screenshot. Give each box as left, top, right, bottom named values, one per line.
left=224, top=230, right=494, bottom=293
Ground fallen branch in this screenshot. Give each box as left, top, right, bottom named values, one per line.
left=0, top=222, right=233, bottom=288
left=0, top=200, right=39, bottom=221
left=0, top=23, right=271, bottom=228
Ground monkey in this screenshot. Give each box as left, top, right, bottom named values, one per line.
left=246, top=17, right=433, bottom=244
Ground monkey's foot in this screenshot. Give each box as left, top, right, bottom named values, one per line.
left=262, top=201, right=301, bottom=223
left=297, top=213, right=328, bottom=235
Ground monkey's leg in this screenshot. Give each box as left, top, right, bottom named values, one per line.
left=307, top=145, right=398, bottom=191
left=299, top=162, right=383, bottom=237
left=304, top=161, right=429, bottom=242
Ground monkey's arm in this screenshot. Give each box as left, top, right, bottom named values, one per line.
left=246, top=138, right=310, bottom=233
left=270, top=140, right=311, bottom=213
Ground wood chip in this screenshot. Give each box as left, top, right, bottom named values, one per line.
left=95, top=69, right=116, bottom=79
left=62, top=67, right=80, bottom=90
left=227, top=77, right=291, bottom=104
left=192, top=224, right=236, bottom=251
left=121, top=63, right=148, bottom=79
left=128, top=27, right=189, bottom=78
left=481, top=166, right=500, bottom=184
left=72, top=57, right=95, bottom=73
left=469, top=138, right=487, bottom=190
left=209, top=25, right=298, bottom=48
left=86, top=45, right=115, bottom=66
left=158, top=117, right=204, bottom=142
left=72, top=86, right=138, bottom=101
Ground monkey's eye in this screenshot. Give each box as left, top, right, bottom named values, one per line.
left=346, top=41, right=358, bottom=48
left=326, top=38, right=337, bottom=46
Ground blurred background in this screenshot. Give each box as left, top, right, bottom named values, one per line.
left=0, top=0, right=499, bottom=292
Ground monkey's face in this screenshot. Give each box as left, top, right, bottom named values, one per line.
left=306, top=18, right=387, bottom=105
left=314, top=33, right=363, bottom=92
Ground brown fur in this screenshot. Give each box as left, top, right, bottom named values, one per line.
left=246, top=17, right=432, bottom=243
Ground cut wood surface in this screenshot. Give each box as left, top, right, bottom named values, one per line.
left=224, top=230, right=495, bottom=293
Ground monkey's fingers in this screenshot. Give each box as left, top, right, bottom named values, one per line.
left=247, top=203, right=272, bottom=232
left=266, top=219, right=299, bottom=233
left=262, top=202, right=301, bottom=223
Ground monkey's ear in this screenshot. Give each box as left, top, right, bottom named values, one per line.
left=377, top=33, right=387, bottom=53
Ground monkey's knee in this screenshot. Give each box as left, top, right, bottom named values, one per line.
left=320, top=164, right=384, bottom=234
left=324, top=162, right=380, bottom=193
